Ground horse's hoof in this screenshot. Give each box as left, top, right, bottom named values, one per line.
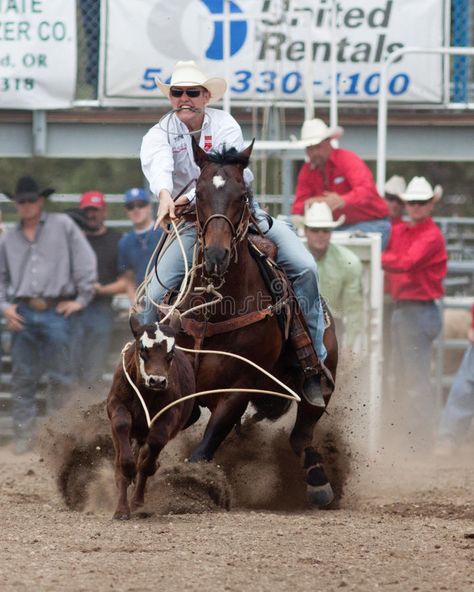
left=113, top=511, right=131, bottom=520
left=306, top=482, right=334, bottom=507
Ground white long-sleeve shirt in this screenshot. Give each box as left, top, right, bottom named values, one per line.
left=140, top=108, right=254, bottom=203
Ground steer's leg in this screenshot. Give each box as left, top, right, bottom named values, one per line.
left=290, top=400, right=334, bottom=507
left=189, top=393, right=249, bottom=462
left=110, top=403, right=136, bottom=520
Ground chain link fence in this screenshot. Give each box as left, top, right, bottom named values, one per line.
left=77, top=0, right=100, bottom=100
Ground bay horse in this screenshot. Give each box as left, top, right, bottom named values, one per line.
left=175, top=140, right=339, bottom=506
left=107, top=317, right=198, bottom=519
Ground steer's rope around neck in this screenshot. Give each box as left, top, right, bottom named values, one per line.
left=121, top=343, right=301, bottom=429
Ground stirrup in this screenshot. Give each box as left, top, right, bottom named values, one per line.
left=302, top=365, right=335, bottom=407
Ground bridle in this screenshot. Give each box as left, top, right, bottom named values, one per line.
left=196, top=188, right=252, bottom=266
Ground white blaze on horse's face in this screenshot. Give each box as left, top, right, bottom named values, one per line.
left=138, top=324, right=175, bottom=389
left=212, top=175, right=226, bottom=189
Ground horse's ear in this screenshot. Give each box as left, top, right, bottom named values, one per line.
left=239, top=139, right=255, bottom=168
left=192, top=137, right=209, bottom=170
left=129, top=313, right=142, bottom=338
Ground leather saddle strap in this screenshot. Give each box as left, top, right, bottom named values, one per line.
left=182, top=307, right=274, bottom=340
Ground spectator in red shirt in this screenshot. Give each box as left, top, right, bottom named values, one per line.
left=382, top=175, right=406, bottom=400
left=292, top=118, right=390, bottom=248
left=382, top=176, right=447, bottom=451
left=384, top=175, right=406, bottom=226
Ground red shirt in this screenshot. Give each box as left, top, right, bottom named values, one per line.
left=383, top=217, right=404, bottom=295
left=382, top=218, right=447, bottom=301
left=292, top=148, right=389, bottom=224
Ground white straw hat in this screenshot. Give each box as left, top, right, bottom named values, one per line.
left=304, top=201, right=346, bottom=228
left=384, top=175, right=406, bottom=198
left=300, top=118, right=344, bottom=148
left=400, top=176, right=443, bottom=202
left=156, top=60, right=227, bottom=104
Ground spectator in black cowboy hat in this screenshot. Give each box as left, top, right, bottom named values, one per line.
left=0, top=176, right=97, bottom=454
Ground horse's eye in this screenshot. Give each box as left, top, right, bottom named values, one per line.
left=166, top=352, right=174, bottom=363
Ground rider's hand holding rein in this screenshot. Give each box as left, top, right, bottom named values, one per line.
left=155, top=189, right=190, bottom=231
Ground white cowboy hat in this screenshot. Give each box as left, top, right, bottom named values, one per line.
left=384, top=175, right=406, bottom=198
left=156, top=60, right=227, bottom=104
left=304, top=201, right=346, bottom=228
left=299, top=118, right=344, bottom=148
left=400, top=176, right=443, bottom=202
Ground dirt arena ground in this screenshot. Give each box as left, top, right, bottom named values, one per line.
left=1, top=384, right=473, bottom=592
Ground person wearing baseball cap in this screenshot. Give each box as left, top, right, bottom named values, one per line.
left=292, top=118, right=391, bottom=248
left=382, top=176, right=447, bottom=452
left=304, top=201, right=363, bottom=351
left=140, top=60, right=334, bottom=406
left=72, top=190, right=126, bottom=387
left=118, top=188, right=163, bottom=298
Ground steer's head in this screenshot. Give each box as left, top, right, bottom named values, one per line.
left=130, top=315, right=176, bottom=391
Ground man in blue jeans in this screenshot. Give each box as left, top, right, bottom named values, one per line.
left=434, top=304, right=474, bottom=456
left=0, top=176, right=97, bottom=453
left=382, top=176, right=447, bottom=451
left=140, top=60, right=331, bottom=406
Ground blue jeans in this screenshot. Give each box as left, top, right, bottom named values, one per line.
left=438, top=345, right=474, bottom=446
left=391, top=302, right=442, bottom=445
left=143, top=209, right=327, bottom=361
left=71, top=299, right=115, bottom=385
left=337, top=217, right=391, bottom=250
left=11, top=305, right=73, bottom=440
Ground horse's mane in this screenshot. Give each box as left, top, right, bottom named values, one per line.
left=204, top=146, right=248, bottom=167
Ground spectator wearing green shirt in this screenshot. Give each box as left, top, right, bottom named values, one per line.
left=304, top=201, right=364, bottom=350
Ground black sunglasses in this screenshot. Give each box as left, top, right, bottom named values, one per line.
left=406, top=199, right=432, bottom=206
left=170, top=87, right=202, bottom=98
left=125, top=201, right=148, bottom=211
left=16, top=196, right=39, bottom=204
left=307, top=227, right=331, bottom=234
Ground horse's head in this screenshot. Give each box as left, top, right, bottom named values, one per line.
left=193, top=138, right=254, bottom=278
left=129, top=315, right=177, bottom=391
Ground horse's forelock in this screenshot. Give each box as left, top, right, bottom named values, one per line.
left=203, top=146, right=249, bottom=168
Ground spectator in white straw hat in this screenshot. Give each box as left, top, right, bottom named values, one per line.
left=384, top=175, right=406, bottom=225
left=292, top=118, right=391, bottom=248
left=139, top=60, right=334, bottom=406
left=382, top=176, right=447, bottom=452
left=304, top=201, right=363, bottom=351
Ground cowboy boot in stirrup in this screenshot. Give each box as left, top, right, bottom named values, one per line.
left=290, top=310, right=335, bottom=408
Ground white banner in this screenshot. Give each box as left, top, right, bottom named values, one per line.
left=0, top=0, right=76, bottom=110
left=101, top=0, right=447, bottom=106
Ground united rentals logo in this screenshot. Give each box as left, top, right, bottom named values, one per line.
left=201, top=0, right=247, bottom=60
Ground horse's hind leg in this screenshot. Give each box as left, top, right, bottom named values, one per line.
left=290, top=402, right=334, bottom=507
left=189, top=394, right=248, bottom=462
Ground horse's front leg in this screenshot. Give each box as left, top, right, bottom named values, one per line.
left=189, top=393, right=249, bottom=462
left=109, top=403, right=136, bottom=520
left=130, top=425, right=170, bottom=511
left=290, top=400, right=334, bottom=507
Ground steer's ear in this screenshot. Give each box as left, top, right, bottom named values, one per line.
left=129, top=313, right=141, bottom=338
